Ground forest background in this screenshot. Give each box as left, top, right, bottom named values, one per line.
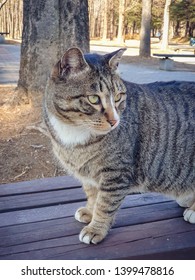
left=0, top=0, right=195, bottom=44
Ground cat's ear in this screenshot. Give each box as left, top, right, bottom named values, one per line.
left=52, top=47, right=89, bottom=80
left=104, top=48, right=126, bottom=71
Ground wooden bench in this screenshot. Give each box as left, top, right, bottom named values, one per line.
left=153, top=53, right=195, bottom=71
left=0, top=32, right=9, bottom=36
left=171, top=46, right=195, bottom=55
left=0, top=32, right=9, bottom=43
left=0, top=176, right=195, bottom=260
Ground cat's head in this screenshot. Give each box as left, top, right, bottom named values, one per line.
left=48, top=47, right=127, bottom=136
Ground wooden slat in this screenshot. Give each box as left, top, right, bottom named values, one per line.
left=51, top=229, right=195, bottom=260
left=0, top=190, right=171, bottom=213
left=0, top=201, right=182, bottom=248
left=1, top=218, right=195, bottom=260
left=0, top=193, right=171, bottom=226
left=0, top=187, right=85, bottom=212
left=120, top=192, right=172, bottom=208
left=0, top=176, right=81, bottom=196
left=0, top=176, right=195, bottom=260
left=153, top=53, right=195, bottom=58
left=0, top=200, right=188, bottom=259
left=0, top=202, right=84, bottom=227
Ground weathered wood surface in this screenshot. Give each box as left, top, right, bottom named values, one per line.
left=153, top=53, right=195, bottom=58
left=0, top=176, right=195, bottom=260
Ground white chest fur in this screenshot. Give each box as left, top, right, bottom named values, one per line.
left=49, top=114, right=92, bottom=146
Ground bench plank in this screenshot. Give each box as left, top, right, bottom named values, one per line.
left=0, top=192, right=171, bottom=226
left=153, top=53, right=195, bottom=58
left=0, top=187, right=85, bottom=212
left=153, top=53, right=195, bottom=70
left=0, top=201, right=182, bottom=248
left=0, top=176, right=195, bottom=260
left=0, top=176, right=81, bottom=196
left=0, top=202, right=83, bottom=227
left=1, top=218, right=195, bottom=260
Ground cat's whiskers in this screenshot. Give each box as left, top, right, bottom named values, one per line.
left=82, top=120, right=111, bottom=133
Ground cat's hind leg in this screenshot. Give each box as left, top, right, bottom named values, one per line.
left=183, top=200, right=195, bottom=224
left=75, top=185, right=98, bottom=224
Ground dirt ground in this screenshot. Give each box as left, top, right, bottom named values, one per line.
left=0, top=87, right=65, bottom=185
left=0, top=57, right=194, bottom=185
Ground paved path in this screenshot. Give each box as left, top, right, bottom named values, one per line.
left=0, top=43, right=194, bottom=85
left=119, top=63, right=195, bottom=84
left=91, top=45, right=195, bottom=84
left=0, top=44, right=20, bottom=85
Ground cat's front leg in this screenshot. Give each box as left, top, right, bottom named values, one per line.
left=75, top=185, right=98, bottom=224
left=79, top=189, right=126, bottom=244
left=183, top=199, right=195, bottom=224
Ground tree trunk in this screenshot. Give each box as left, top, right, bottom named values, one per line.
left=109, top=0, right=114, bottom=40
left=174, top=20, right=180, bottom=37
left=102, top=0, right=108, bottom=40
left=117, top=0, right=125, bottom=44
left=0, top=0, right=8, bottom=10
left=185, top=20, right=190, bottom=37
left=161, top=0, right=171, bottom=50
left=139, top=0, right=151, bottom=57
left=17, top=0, right=89, bottom=105
left=89, top=0, right=95, bottom=38
left=189, top=22, right=195, bottom=37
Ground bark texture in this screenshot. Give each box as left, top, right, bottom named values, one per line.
left=139, top=0, right=151, bottom=57
left=161, top=0, right=171, bottom=50
left=17, top=0, right=89, bottom=104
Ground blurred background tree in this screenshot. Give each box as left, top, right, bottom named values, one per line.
left=139, top=0, right=152, bottom=57
left=0, top=0, right=23, bottom=39
left=161, top=0, right=172, bottom=50
left=16, top=0, right=89, bottom=106
left=170, top=0, right=195, bottom=38
left=0, top=0, right=89, bottom=105
left=0, top=0, right=194, bottom=100
left=1, top=0, right=195, bottom=42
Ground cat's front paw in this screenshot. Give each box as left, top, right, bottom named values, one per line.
left=183, top=209, right=195, bottom=223
left=79, top=225, right=108, bottom=244
left=75, top=207, right=92, bottom=224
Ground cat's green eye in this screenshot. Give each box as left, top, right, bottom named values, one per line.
left=114, top=93, right=122, bottom=102
left=88, top=95, right=101, bottom=105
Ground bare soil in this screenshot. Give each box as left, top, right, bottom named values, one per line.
left=0, top=57, right=194, bottom=185
left=0, top=87, right=65, bottom=184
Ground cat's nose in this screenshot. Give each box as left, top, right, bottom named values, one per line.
left=108, top=119, right=119, bottom=127
left=104, top=110, right=119, bottom=128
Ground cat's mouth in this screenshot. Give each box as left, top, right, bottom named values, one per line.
left=110, top=119, right=120, bottom=130
left=90, top=119, right=120, bottom=135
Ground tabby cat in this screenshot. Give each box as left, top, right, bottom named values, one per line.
left=43, top=47, right=195, bottom=244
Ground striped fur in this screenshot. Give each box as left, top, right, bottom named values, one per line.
left=43, top=48, right=195, bottom=244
